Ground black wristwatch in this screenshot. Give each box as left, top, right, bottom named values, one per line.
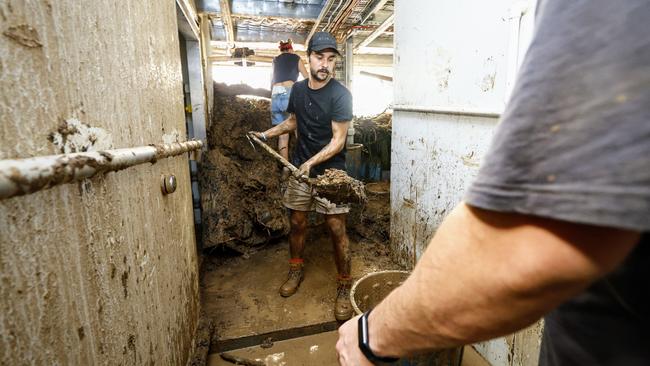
left=358, top=310, right=399, bottom=364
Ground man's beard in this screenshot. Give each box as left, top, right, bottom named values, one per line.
left=310, top=67, right=330, bottom=82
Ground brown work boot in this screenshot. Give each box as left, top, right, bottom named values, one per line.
left=335, top=276, right=353, bottom=321
left=279, top=260, right=304, bottom=297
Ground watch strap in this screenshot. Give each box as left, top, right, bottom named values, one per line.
left=358, top=310, right=399, bottom=364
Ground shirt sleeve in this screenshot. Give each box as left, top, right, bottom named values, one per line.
left=331, top=86, right=353, bottom=122
left=465, top=0, right=650, bottom=232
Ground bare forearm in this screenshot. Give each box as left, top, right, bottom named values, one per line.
left=264, top=115, right=296, bottom=138
left=304, top=137, right=345, bottom=168
left=368, top=204, right=638, bottom=357
left=299, top=62, right=309, bottom=79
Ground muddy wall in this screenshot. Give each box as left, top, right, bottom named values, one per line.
left=1, top=1, right=200, bottom=364
left=392, top=0, right=542, bottom=365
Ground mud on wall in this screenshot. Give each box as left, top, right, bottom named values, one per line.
left=1, top=1, right=200, bottom=365
left=390, top=112, right=496, bottom=267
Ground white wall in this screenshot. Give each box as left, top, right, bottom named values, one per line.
left=391, top=113, right=496, bottom=262
left=352, top=67, right=393, bottom=116
left=392, top=0, right=540, bottom=365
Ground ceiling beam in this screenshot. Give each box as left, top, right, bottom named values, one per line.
left=305, top=0, right=336, bottom=47
left=209, top=55, right=275, bottom=63
left=219, top=0, right=235, bottom=50
left=210, top=53, right=391, bottom=67
left=360, top=0, right=390, bottom=24
left=231, top=1, right=322, bottom=19
left=360, top=70, right=392, bottom=82
left=353, top=12, right=393, bottom=52
left=176, top=0, right=200, bottom=40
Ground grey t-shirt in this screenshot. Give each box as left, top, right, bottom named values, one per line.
left=465, top=0, right=650, bottom=364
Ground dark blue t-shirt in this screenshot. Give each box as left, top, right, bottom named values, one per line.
left=287, top=78, right=353, bottom=177
left=272, top=53, right=301, bottom=84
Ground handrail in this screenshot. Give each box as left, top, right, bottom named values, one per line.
left=0, top=140, right=203, bottom=200
left=391, top=104, right=501, bottom=119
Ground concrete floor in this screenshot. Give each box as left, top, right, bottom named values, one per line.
left=207, top=330, right=339, bottom=366
left=201, top=225, right=493, bottom=365
left=207, top=330, right=490, bottom=366
left=201, top=226, right=401, bottom=351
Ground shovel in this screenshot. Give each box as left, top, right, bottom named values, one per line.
left=246, top=133, right=306, bottom=180
left=246, top=132, right=367, bottom=205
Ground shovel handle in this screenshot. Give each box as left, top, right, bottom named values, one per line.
left=248, top=133, right=300, bottom=175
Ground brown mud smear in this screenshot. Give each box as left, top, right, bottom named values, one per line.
left=3, top=24, right=43, bottom=48
left=349, top=181, right=390, bottom=244
left=310, top=168, right=367, bottom=205
left=199, top=85, right=288, bottom=250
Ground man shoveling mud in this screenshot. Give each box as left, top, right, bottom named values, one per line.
left=250, top=32, right=354, bottom=321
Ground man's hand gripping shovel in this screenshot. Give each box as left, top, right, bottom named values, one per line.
left=246, top=132, right=309, bottom=183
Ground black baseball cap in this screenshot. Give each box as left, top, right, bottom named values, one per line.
left=308, top=32, right=340, bottom=55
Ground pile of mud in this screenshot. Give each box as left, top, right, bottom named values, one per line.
left=213, top=82, right=271, bottom=99
left=199, top=87, right=289, bottom=250
left=355, top=111, right=391, bottom=131
left=311, top=168, right=367, bottom=205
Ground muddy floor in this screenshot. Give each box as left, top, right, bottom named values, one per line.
left=201, top=222, right=402, bottom=349
left=207, top=331, right=489, bottom=366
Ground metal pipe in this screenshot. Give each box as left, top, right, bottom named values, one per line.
left=324, top=0, right=347, bottom=33
left=360, top=0, right=389, bottom=25
left=330, top=0, right=360, bottom=35
left=305, top=0, right=337, bottom=46
left=391, top=104, right=501, bottom=118
left=219, top=0, right=235, bottom=49
left=0, top=140, right=203, bottom=200
left=359, top=70, right=392, bottom=82
left=353, top=12, right=393, bottom=52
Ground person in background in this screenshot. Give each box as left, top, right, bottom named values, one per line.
left=335, top=0, right=650, bottom=365
left=270, top=39, right=308, bottom=179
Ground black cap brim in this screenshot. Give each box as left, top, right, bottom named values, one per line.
left=310, top=45, right=340, bottom=55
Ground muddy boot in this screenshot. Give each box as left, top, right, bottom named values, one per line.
left=335, top=276, right=353, bottom=321
left=279, top=260, right=304, bottom=297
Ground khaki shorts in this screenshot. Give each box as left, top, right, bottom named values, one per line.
left=283, top=177, right=350, bottom=215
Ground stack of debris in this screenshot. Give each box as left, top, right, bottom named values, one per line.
left=199, top=85, right=289, bottom=251
left=213, top=82, right=271, bottom=99
left=346, top=112, right=392, bottom=244
left=353, top=111, right=392, bottom=181
left=199, top=83, right=391, bottom=253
